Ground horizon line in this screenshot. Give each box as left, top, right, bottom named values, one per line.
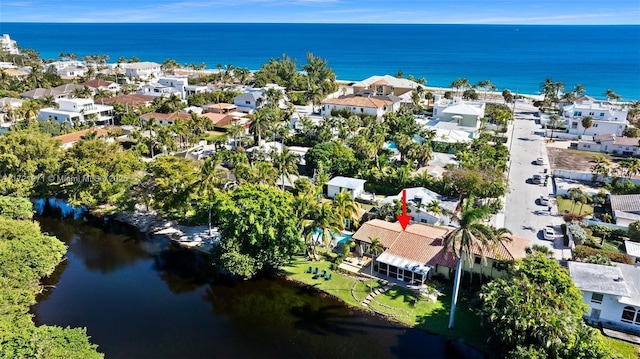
left=3, top=21, right=640, bottom=26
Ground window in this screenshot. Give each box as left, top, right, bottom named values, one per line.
left=594, top=124, right=598, bottom=127
left=245, top=101, right=250, bottom=105
left=591, top=292, right=603, bottom=304
left=600, top=112, right=605, bottom=116
left=591, top=308, right=601, bottom=320
left=574, top=111, right=582, bottom=116
left=572, top=122, right=578, bottom=129
left=474, top=256, right=481, bottom=264
left=589, top=112, right=594, bottom=116
left=420, top=219, right=428, bottom=223
left=622, top=306, right=636, bottom=323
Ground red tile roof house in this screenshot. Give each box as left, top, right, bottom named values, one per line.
left=200, top=113, right=233, bottom=127
left=351, top=219, right=529, bottom=285
left=54, top=128, right=110, bottom=149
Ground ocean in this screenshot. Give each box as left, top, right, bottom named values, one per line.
left=1, top=23, right=639, bottom=100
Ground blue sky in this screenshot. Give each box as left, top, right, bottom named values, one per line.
left=2, top=0, right=639, bottom=24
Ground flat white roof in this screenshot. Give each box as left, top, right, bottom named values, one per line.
left=625, top=240, right=640, bottom=257
left=326, top=176, right=366, bottom=189
left=568, top=261, right=632, bottom=297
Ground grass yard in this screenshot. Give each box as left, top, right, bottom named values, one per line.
left=603, top=336, right=640, bottom=359
left=556, top=196, right=594, bottom=216
left=281, top=257, right=488, bottom=352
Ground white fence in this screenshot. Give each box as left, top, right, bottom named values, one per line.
left=543, top=130, right=579, bottom=140
left=553, top=169, right=640, bottom=185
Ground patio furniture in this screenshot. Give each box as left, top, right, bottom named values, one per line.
left=321, top=269, right=327, bottom=277
left=306, top=266, right=313, bottom=273
left=325, top=274, right=332, bottom=281
left=313, top=267, right=318, bottom=275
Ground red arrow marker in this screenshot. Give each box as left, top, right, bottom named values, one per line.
left=397, top=189, right=411, bottom=230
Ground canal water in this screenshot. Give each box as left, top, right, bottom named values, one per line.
left=32, top=216, right=482, bottom=359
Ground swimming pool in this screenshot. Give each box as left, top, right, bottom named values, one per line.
left=383, top=141, right=398, bottom=150
left=312, top=228, right=353, bottom=246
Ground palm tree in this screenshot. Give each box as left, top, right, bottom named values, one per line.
left=581, top=116, right=594, bottom=137
left=198, top=155, right=227, bottom=235
left=332, top=189, right=361, bottom=230
left=573, top=84, right=586, bottom=97
left=309, top=201, right=343, bottom=259
left=590, top=155, right=611, bottom=182
left=273, top=147, right=300, bottom=191
left=143, top=117, right=159, bottom=158
left=567, top=187, right=585, bottom=214
left=250, top=109, right=274, bottom=145
left=547, top=114, right=562, bottom=139
left=367, top=237, right=385, bottom=293
left=605, top=88, right=621, bottom=102
left=443, top=197, right=511, bottom=329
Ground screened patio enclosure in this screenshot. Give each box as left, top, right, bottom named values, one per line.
left=375, top=252, right=432, bottom=285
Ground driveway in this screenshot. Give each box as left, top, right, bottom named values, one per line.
left=501, top=103, right=572, bottom=260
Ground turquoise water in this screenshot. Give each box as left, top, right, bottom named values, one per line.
left=384, top=141, right=398, bottom=150
left=2, top=23, right=639, bottom=100
left=313, top=228, right=352, bottom=245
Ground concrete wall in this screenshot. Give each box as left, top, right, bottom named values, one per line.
left=553, top=169, right=640, bottom=185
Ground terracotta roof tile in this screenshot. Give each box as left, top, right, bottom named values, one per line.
left=321, top=95, right=397, bottom=109
left=54, top=128, right=109, bottom=144
left=353, top=220, right=525, bottom=270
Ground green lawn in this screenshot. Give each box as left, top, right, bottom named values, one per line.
left=603, top=336, right=640, bottom=359
left=280, top=257, right=488, bottom=352
left=557, top=196, right=594, bottom=216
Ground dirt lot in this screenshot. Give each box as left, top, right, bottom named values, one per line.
left=547, top=146, right=632, bottom=172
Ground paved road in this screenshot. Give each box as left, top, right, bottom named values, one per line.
left=502, top=103, right=572, bottom=260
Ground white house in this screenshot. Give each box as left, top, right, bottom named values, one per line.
left=320, top=90, right=402, bottom=119
left=564, top=100, right=628, bottom=136
left=624, top=241, right=640, bottom=264
left=158, top=76, right=190, bottom=99
left=233, top=91, right=265, bottom=113
left=542, top=100, right=629, bottom=137
left=0, top=34, right=19, bottom=55
left=383, top=187, right=458, bottom=226
left=326, top=176, right=367, bottom=200
left=57, top=66, right=87, bottom=79
left=137, top=84, right=180, bottom=98
left=568, top=261, right=640, bottom=335
left=577, top=134, right=640, bottom=156
left=352, top=74, right=426, bottom=103
left=432, top=96, right=485, bottom=129
left=0, top=97, right=24, bottom=123
left=610, top=194, right=640, bottom=228
left=38, top=98, right=113, bottom=126
left=83, top=79, right=121, bottom=93
left=117, top=62, right=162, bottom=80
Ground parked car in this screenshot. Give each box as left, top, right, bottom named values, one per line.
left=532, top=174, right=543, bottom=184
left=543, top=226, right=555, bottom=240
left=539, top=195, right=550, bottom=206
left=534, top=157, right=545, bottom=165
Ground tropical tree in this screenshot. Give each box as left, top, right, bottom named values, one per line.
left=214, top=184, right=303, bottom=278
left=272, top=147, right=300, bottom=190
left=142, top=117, right=159, bottom=158
left=332, top=189, right=360, bottom=230
left=308, top=200, right=343, bottom=258
left=197, top=155, right=228, bottom=235
left=573, top=84, right=586, bottom=96
left=590, top=155, right=611, bottom=182
left=367, top=237, right=385, bottom=293
left=546, top=114, right=562, bottom=139
left=501, top=89, right=513, bottom=104
left=581, top=116, right=594, bottom=137
left=443, top=198, right=511, bottom=329
left=567, top=187, right=585, bottom=214
left=605, top=88, right=621, bottom=102
left=450, top=78, right=470, bottom=97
